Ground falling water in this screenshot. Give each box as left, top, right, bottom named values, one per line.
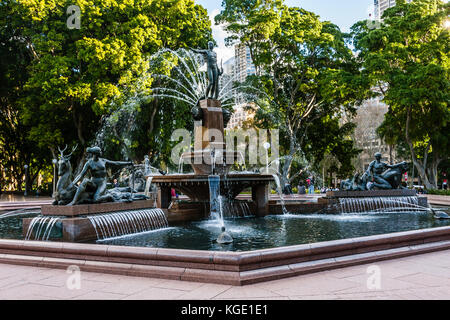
left=25, top=216, right=60, bottom=241
left=339, top=196, right=425, bottom=214
left=144, top=176, right=153, bottom=197
left=87, top=208, right=168, bottom=240
left=208, top=175, right=224, bottom=227
left=216, top=199, right=253, bottom=218
left=178, top=155, right=184, bottom=174
left=271, top=174, right=289, bottom=214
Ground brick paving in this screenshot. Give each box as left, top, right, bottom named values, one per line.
left=0, top=250, right=448, bottom=300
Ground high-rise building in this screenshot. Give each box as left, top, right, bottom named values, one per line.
left=234, top=43, right=256, bottom=83
left=219, top=57, right=235, bottom=102
left=233, top=43, right=257, bottom=105
left=222, top=43, right=258, bottom=129
left=374, top=0, right=413, bottom=20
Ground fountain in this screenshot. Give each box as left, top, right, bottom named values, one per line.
left=6, top=40, right=448, bottom=287
left=150, top=43, right=274, bottom=222
left=329, top=153, right=429, bottom=214
left=151, top=96, right=274, bottom=216
left=22, top=146, right=165, bottom=242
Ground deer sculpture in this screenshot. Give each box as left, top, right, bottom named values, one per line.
left=52, top=145, right=78, bottom=205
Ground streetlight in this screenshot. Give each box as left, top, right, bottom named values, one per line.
left=52, top=158, right=58, bottom=196
left=24, top=164, right=29, bottom=196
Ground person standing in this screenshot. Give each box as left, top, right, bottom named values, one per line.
left=308, top=176, right=315, bottom=194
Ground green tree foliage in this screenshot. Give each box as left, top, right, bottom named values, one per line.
left=0, top=0, right=212, bottom=187
left=217, top=0, right=368, bottom=185
left=0, top=0, right=51, bottom=191
left=352, top=0, right=450, bottom=189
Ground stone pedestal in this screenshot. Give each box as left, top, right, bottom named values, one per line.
left=183, top=98, right=239, bottom=175
left=252, top=184, right=270, bottom=217
left=157, top=186, right=172, bottom=209
left=195, top=99, right=225, bottom=150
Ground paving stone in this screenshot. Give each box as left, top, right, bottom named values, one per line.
left=0, top=249, right=449, bottom=300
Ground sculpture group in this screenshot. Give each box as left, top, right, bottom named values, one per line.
left=53, top=146, right=148, bottom=206
left=341, top=153, right=409, bottom=191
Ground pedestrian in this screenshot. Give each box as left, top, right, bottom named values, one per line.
left=308, top=176, right=315, bottom=194
left=113, top=179, right=120, bottom=188
left=298, top=182, right=306, bottom=195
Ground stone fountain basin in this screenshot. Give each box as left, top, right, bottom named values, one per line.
left=5, top=226, right=450, bottom=286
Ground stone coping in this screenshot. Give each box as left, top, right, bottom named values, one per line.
left=41, top=200, right=156, bottom=217
left=327, top=189, right=417, bottom=198
left=0, top=226, right=449, bottom=285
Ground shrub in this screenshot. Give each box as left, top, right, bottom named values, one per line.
left=427, top=189, right=450, bottom=196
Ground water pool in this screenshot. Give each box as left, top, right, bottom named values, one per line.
left=95, top=210, right=450, bottom=251
left=2, top=209, right=450, bottom=251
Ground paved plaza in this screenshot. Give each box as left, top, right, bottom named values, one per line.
left=1, top=193, right=449, bottom=300
left=0, top=249, right=448, bottom=300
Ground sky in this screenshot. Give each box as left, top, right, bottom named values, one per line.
left=195, top=0, right=374, bottom=62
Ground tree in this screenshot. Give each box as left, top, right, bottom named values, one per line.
left=0, top=0, right=212, bottom=185
left=351, top=0, right=450, bottom=189
left=217, top=0, right=368, bottom=186
left=0, top=1, right=50, bottom=191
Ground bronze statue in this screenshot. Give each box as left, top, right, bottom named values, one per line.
left=367, top=152, right=396, bottom=190
left=67, top=146, right=133, bottom=205
left=341, top=152, right=409, bottom=191
left=191, top=41, right=223, bottom=99
left=52, top=145, right=77, bottom=205
left=375, top=161, right=409, bottom=189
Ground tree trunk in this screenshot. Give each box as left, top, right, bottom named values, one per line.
left=430, top=156, right=441, bottom=189
left=412, top=159, right=432, bottom=189
left=405, top=107, right=433, bottom=189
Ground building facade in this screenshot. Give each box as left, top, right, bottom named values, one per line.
left=352, top=97, right=400, bottom=172
left=234, top=43, right=256, bottom=83
left=374, top=0, right=413, bottom=20
left=223, top=43, right=258, bottom=129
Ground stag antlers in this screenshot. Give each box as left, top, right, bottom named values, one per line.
left=58, top=144, right=78, bottom=159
